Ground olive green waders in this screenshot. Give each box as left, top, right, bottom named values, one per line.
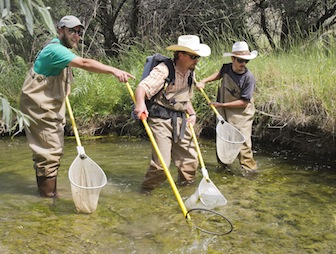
left=217, top=75, right=257, bottom=170
left=20, top=68, right=72, bottom=197
left=141, top=117, right=198, bottom=190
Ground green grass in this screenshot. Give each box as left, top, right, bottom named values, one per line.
left=251, top=38, right=336, bottom=133
left=1, top=35, right=335, bottom=137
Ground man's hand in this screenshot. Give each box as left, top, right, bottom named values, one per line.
left=196, top=81, right=205, bottom=89
left=113, top=69, right=136, bottom=83
left=187, top=114, right=196, bottom=125
left=209, top=102, right=224, bottom=108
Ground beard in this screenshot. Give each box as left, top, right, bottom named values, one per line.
left=60, top=35, right=76, bottom=49
left=189, top=63, right=197, bottom=71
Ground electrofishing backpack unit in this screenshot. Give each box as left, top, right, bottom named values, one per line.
left=141, top=53, right=194, bottom=106
left=138, top=53, right=176, bottom=115
left=132, top=53, right=194, bottom=120
left=141, top=53, right=175, bottom=85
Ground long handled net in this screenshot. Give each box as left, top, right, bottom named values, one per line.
left=185, top=116, right=227, bottom=210
left=66, top=97, right=107, bottom=213
left=184, top=115, right=232, bottom=235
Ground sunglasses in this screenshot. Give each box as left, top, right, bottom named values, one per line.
left=183, top=52, right=201, bottom=60
left=68, top=28, right=83, bottom=37
left=235, top=57, right=249, bottom=63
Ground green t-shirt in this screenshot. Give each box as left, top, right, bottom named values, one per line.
left=33, top=38, right=77, bottom=77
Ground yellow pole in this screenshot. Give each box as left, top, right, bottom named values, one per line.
left=65, top=96, right=82, bottom=147
left=199, top=88, right=222, bottom=119
left=186, top=114, right=209, bottom=181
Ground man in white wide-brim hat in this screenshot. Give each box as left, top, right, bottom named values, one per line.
left=223, top=41, right=258, bottom=60
left=197, top=41, right=258, bottom=176
left=134, top=35, right=210, bottom=194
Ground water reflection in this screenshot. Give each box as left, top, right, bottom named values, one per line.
left=0, top=136, right=335, bottom=253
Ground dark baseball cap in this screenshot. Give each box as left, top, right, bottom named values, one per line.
left=58, top=15, right=84, bottom=29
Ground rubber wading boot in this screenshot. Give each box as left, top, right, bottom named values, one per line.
left=36, top=176, right=58, bottom=198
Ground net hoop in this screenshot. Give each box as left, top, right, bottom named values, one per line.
left=186, top=208, right=233, bottom=236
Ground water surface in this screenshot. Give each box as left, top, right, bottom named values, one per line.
left=0, top=136, right=335, bottom=253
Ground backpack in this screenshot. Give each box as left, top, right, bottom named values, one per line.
left=139, top=53, right=175, bottom=112
left=132, top=53, right=193, bottom=120
left=141, top=53, right=175, bottom=85
left=141, top=53, right=194, bottom=105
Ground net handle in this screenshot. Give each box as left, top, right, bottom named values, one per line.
left=186, top=114, right=209, bottom=180
left=198, top=88, right=225, bottom=124
left=65, top=96, right=87, bottom=158
left=65, top=96, right=82, bottom=147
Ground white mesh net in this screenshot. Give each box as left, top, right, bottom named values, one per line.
left=68, top=156, right=107, bottom=213
left=185, top=178, right=227, bottom=210
left=216, top=121, right=245, bottom=164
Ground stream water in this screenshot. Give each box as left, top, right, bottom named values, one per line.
left=0, top=136, right=335, bottom=253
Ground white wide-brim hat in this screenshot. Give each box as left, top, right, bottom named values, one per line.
left=166, top=35, right=211, bottom=57
left=223, top=41, right=258, bottom=60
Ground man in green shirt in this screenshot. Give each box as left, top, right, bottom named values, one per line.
left=20, top=15, right=135, bottom=198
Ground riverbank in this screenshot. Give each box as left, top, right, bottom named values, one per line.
left=61, top=110, right=336, bottom=161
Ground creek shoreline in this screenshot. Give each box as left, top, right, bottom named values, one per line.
left=3, top=115, right=334, bottom=160
left=200, top=126, right=336, bottom=160
left=62, top=115, right=336, bottom=160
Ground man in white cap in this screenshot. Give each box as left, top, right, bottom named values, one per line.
left=197, top=41, right=258, bottom=175
left=20, top=15, right=135, bottom=198
left=134, top=35, right=211, bottom=193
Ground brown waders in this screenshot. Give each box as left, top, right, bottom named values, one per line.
left=20, top=68, right=72, bottom=197
left=141, top=116, right=198, bottom=190
left=217, top=75, right=257, bottom=170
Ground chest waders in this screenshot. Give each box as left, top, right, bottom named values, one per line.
left=20, top=67, right=73, bottom=197
left=148, top=80, right=192, bottom=143
left=217, top=74, right=257, bottom=170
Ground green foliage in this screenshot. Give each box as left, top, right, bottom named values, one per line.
left=0, top=32, right=335, bottom=137
left=17, top=0, right=56, bottom=36
left=0, top=0, right=55, bottom=135
left=69, top=67, right=134, bottom=123
left=0, top=56, right=28, bottom=106
left=253, top=33, right=336, bottom=133
left=0, top=0, right=56, bottom=61
left=0, top=56, right=31, bottom=135
left=0, top=92, right=35, bottom=136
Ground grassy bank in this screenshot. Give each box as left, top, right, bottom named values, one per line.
left=1, top=36, right=335, bottom=154
left=250, top=37, right=335, bottom=155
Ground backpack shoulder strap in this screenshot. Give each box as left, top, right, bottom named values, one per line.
left=188, top=71, right=194, bottom=87
left=141, top=53, right=175, bottom=85
left=161, top=57, right=175, bottom=85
